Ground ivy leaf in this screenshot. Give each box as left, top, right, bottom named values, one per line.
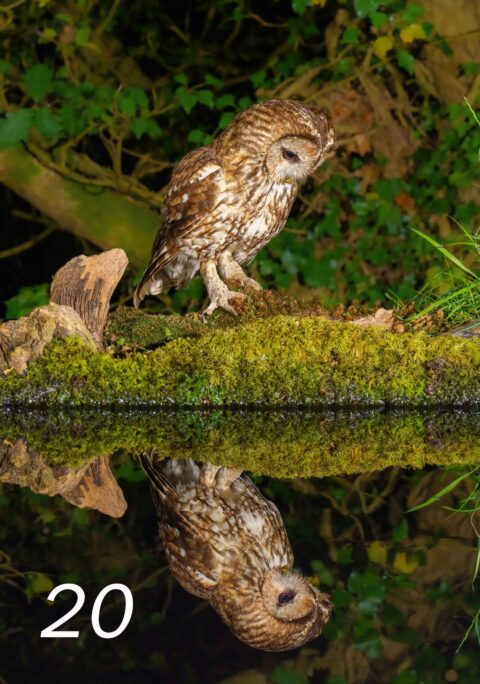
left=34, top=108, right=63, bottom=141
left=75, top=25, right=91, bottom=46
left=354, top=0, right=381, bottom=17
left=218, top=111, right=235, bottom=129
left=392, top=518, right=409, bottom=542
left=130, top=117, right=149, bottom=139
left=397, top=50, right=415, bottom=74
left=127, top=87, right=149, bottom=110
left=372, top=36, right=393, bottom=59
left=5, top=283, right=49, bottom=319
left=175, top=87, right=198, bottom=114
left=400, top=23, right=427, bottom=44
left=272, top=667, right=308, bottom=684
left=291, top=0, right=310, bottom=14
left=342, top=27, right=361, bottom=44
left=119, top=95, right=136, bottom=117
left=216, top=94, right=236, bottom=109
left=27, top=573, right=54, bottom=596
left=23, top=64, right=54, bottom=102
left=0, top=109, right=32, bottom=148
left=197, top=89, right=214, bottom=108
left=371, top=11, right=389, bottom=28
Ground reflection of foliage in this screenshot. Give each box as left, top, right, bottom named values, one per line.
left=2, top=409, right=480, bottom=477
left=1, top=0, right=479, bottom=314
left=1, top=461, right=480, bottom=683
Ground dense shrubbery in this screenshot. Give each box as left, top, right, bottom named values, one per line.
left=0, top=0, right=479, bottom=316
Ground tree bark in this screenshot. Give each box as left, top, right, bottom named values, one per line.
left=0, top=148, right=158, bottom=267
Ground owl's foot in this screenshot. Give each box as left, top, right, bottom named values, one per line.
left=203, top=289, right=245, bottom=317
left=201, top=260, right=246, bottom=316
left=218, top=252, right=262, bottom=292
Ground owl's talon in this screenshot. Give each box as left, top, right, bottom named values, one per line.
left=203, top=290, right=246, bottom=317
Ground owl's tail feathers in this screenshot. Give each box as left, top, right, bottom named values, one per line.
left=139, top=452, right=175, bottom=501
left=140, top=454, right=200, bottom=495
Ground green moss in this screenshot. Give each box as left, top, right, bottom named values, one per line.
left=2, top=409, right=480, bottom=477
left=1, top=316, right=480, bottom=407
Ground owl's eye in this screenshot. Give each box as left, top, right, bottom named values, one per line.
left=278, top=591, right=295, bottom=605
left=282, top=148, right=300, bottom=162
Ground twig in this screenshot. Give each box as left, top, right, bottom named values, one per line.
left=0, top=226, right=55, bottom=260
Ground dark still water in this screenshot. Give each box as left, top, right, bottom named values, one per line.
left=1, top=409, right=480, bottom=684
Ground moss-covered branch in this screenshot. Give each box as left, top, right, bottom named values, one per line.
left=1, top=314, right=480, bottom=408
left=0, top=148, right=158, bottom=266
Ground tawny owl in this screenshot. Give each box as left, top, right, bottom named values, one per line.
left=140, top=455, right=332, bottom=651
left=134, top=99, right=336, bottom=315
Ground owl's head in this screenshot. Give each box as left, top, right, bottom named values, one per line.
left=259, top=568, right=332, bottom=650
left=214, top=567, right=332, bottom=652
left=265, top=117, right=336, bottom=184
left=214, top=99, right=336, bottom=185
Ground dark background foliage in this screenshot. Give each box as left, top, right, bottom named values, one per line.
left=1, top=0, right=479, bottom=318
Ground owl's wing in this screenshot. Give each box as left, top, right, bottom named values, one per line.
left=134, top=146, right=223, bottom=305
left=140, top=453, right=221, bottom=598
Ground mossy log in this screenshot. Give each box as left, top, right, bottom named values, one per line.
left=1, top=311, right=480, bottom=408
left=1, top=248, right=479, bottom=409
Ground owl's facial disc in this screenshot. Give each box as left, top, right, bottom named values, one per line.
left=266, top=135, right=326, bottom=183
left=262, top=569, right=319, bottom=622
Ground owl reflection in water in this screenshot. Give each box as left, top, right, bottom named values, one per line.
left=134, top=99, right=336, bottom=315
left=140, top=455, right=332, bottom=651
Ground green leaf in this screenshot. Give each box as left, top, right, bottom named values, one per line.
left=5, top=283, right=49, bottom=319
left=371, top=11, right=389, bottom=28
left=216, top=94, right=236, bottom=109
left=291, top=0, right=310, bottom=15
left=401, top=3, right=424, bottom=23
left=127, top=87, right=149, bottom=110
left=354, top=0, right=381, bottom=18
left=130, top=117, right=149, bottom=139
left=175, top=87, right=198, bottom=114
left=27, top=573, right=54, bottom=596
left=272, top=667, right=308, bottom=684
left=0, top=60, right=12, bottom=75
left=75, top=25, right=91, bottom=46
left=218, top=111, right=235, bottom=129
left=174, top=73, right=188, bottom=85
left=397, top=49, right=415, bottom=75
left=0, top=109, right=33, bottom=148
left=392, top=518, right=409, bottom=542
left=34, top=108, right=63, bottom=141
left=311, top=560, right=334, bottom=586
left=23, top=64, right=54, bottom=102
left=342, top=27, right=361, bottom=44
left=197, top=89, right=214, bottom=108
left=119, top=95, right=136, bottom=117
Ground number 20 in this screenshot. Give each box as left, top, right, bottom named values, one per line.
left=40, top=583, right=133, bottom=639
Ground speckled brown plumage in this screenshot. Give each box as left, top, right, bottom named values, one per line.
left=134, top=99, right=336, bottom=315
left=140, top=455, right=332, bottom=651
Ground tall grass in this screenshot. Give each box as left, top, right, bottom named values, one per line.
left=408, top=100, right=480, bottom=327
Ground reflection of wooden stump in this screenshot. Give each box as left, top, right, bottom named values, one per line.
left=0, top=438, right=127, bottom=517
left=51, top=248, right=128, bottom=349
left=0, top=248, right=128, bottom=374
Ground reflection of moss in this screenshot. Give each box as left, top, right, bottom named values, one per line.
left=2, top=316, right=480, bottom=407
left=2, top=409, right=480, bottom=477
